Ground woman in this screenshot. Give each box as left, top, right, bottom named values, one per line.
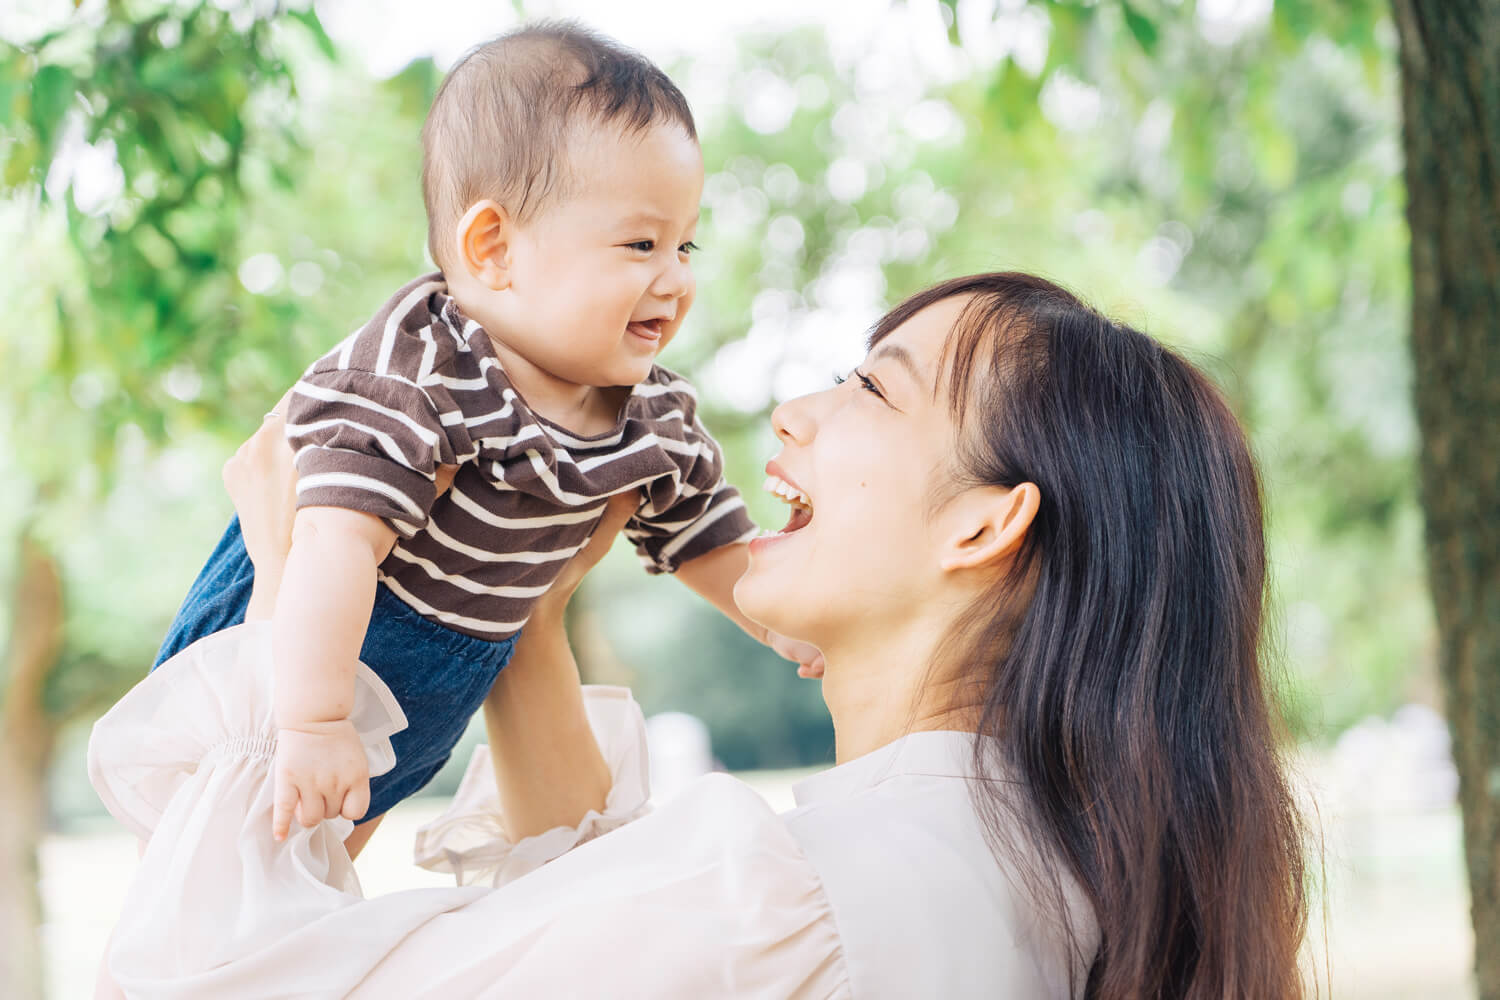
left=90, top=272, right=1308, bottom=998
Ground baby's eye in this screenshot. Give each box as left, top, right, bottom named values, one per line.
left=679, top=240, right=701, bottom=255
left=625, top=240, right=655, bottom=253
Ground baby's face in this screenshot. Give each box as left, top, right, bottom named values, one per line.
left=476, top=123, right=704, bottom=390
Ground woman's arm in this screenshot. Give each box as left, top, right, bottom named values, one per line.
left=481, top=494, right=635, bottom=841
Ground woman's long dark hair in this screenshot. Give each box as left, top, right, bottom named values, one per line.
left=871, top=274, right=1308, bottom=998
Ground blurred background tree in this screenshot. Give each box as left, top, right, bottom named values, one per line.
left=1391, top=2, right=1500, bottom=995
left=0, top=0, right=1484, bottom=996
left=0, top=5, right=329, bottom=993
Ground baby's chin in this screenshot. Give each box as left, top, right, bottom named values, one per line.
left=585, top=356, right=657, bottom=389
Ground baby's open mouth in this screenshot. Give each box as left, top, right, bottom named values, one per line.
left=763, top=474, right=813, bottom=535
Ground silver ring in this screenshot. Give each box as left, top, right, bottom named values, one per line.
left=263, top=410, right=279, bottom=420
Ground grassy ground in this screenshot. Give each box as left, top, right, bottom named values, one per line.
left=41, top=766, right=1473, bottom=999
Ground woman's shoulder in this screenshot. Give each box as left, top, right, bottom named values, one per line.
left=782, top=733, right=1095, bottom=999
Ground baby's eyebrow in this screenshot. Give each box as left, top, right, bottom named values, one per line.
left=617, top=211, right=700, bottom=229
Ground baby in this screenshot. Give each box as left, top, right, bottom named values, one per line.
left=151, top=22, right=814, bottom=848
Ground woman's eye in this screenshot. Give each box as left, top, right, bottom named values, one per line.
left=855, top=371, right=884, bottom=399
left=835, top=370, right=885, bottom=401
left=625, top=240, right=655, bottom=253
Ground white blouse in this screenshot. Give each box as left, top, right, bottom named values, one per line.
left=88, top=623, right=1094, bottom=998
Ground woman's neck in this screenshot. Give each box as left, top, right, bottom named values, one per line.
left=820, top=622, right=983, bottom=765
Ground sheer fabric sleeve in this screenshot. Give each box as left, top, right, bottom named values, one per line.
left=89, top=643, right=850, bottom=999
left=413, top=686, right=654, bottom=887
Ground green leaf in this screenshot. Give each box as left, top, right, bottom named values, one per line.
left=29, top=64, right=75, bottom=153
left=1121, top=2, right=1159, bottom=54
left=288, top=9, right=338, bottom=61
left=939, top=0, right=961, bottom=46
left=3, top=139, right=39, bottom=188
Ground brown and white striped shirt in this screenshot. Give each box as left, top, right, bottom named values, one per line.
left=285, top=273, right=757, bottom=640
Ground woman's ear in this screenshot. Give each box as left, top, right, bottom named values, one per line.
left=454, top=200, right=513, bottom=289
left=937, top=482, right=1040, bottom=572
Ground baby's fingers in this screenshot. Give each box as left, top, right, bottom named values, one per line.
left=272, top=773, right=300, bottom=842
left=340, top=780, right=371, bottom=823
left=296, top=789, right=337, bottom=830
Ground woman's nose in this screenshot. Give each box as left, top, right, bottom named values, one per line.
left=771, top=392, right=817, bottom=445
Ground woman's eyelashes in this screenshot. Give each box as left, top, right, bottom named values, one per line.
left=833, top=369, right=888, bottom=403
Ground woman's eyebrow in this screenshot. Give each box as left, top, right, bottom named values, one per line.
left=867, top=343, right=924, bottom=390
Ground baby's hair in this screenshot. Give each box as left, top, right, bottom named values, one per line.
left=421, top=21, right=698, bottom=274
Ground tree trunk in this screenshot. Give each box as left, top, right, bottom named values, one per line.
left=1392, top=2, right=1500, bottom=995
left=0, top=529, right=64, bottom=1000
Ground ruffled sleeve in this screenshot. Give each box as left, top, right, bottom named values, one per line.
left=413, top=685, right=653, bottom=887
left=87, top=637, right=850, bottom=999
left=88, top=622, right=407, bottom=843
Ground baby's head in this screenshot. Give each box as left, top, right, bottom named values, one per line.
left=424, top=22, right=704, bottom=390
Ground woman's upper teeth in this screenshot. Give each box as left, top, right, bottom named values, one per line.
left=762, top=474, right=811, bottom=507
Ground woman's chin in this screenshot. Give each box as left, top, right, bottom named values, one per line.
left=733, top=557, right=804, bottom=639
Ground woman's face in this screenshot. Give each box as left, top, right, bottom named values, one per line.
left=735, top=296, right=972, bottom=653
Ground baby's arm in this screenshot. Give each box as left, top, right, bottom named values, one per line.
left=675, top=542, right=823, bottom=673
left=269, top=506, right=397, bottom=841
left=674, top=542, right=764, bottom=642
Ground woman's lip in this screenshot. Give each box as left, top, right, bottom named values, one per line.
left=748, top=529, right=798, bottom=557
left=764, top=460, right=807, bottom=497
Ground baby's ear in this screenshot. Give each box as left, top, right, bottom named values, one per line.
left=937, top=482, right=1040, bottom=573
left=455, top=200, right=513, bottom=289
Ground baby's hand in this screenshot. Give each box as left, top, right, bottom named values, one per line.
left=768, top=631, right=825, bottom=679
left=271, top=719, right=370, bottom=841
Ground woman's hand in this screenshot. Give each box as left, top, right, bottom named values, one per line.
left=222, top=392, right=299, bottom=584
left=222, top=394, right=298, bottom=619
left=770, top=632, right=826, bottom=679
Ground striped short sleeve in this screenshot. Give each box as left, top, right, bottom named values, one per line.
left=623, top=408, right=759, bottom=575
left=286, top=369, right=457, bottom=535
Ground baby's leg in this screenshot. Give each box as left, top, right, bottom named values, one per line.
left=354, top=586, right=518, bottom=831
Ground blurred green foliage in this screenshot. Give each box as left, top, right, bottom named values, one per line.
left=1, top=0, right=1426, bottom=810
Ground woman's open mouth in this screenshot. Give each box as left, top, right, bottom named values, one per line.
left=762, top=473, right=813, bottom=537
